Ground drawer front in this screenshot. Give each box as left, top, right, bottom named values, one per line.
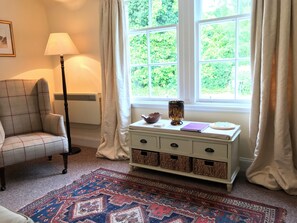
left=160, top=137, right=192, bottom=154
left=131, top=133, right=158, bottom=151
left=193, top=141, right=227, bottom=160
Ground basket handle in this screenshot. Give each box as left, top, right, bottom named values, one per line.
left=170, top=155, right=178, bottom=160
left=140, top=151, right=148, bottom=156
left=204, top=160, right=214, bottom=166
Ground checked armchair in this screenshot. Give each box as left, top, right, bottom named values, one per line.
left=0, top=79, right=69, bottom=191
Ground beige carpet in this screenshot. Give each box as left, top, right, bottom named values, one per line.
left=0, top=147, right=296, bottom=222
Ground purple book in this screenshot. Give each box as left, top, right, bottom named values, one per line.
left=180, top=122, right=209, bottom=133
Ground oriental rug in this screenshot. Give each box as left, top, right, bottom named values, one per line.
left=19, top=168, right=286, bottom=223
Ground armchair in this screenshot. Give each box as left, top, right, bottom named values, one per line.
left=0, top=79, right=68, bottom=191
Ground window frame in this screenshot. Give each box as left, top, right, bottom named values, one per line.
left=196, top=12, right=251, bottom=103
left=129, top=24, right=179, bottom=100
left=126, top=0, right=179, bottom=100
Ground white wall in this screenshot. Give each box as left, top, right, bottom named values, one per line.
left=42, top=0, right=101, bottom=93
left=0, top=0, right=55, bottom=93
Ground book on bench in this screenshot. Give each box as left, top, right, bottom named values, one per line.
left=180, top=122, right=209, bottom=133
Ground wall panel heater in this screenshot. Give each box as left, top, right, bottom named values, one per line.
left=53, top=93, right=101, bottom=125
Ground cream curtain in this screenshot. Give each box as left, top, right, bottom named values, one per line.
left=246, top=0, right=297, bottom=195
left=96, top=0, right=131, bottom=160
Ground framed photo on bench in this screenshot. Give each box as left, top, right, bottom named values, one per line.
left=0, top=20, right=16, bottom=57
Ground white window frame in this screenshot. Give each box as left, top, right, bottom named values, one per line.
left=128, top=0, right=251, bottom=113
left=126, top=0, right=179, bottom=101
left=197, top=13, right=251, bottom=103
left=130, top=25, right=179, bottom=100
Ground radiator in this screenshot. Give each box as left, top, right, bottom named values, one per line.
left=53, top=93, right=101, bottom=125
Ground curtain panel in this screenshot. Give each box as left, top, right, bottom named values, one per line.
left=96, top=0, right=131, bottom=160
left=247, top=0, right=297, bottom=195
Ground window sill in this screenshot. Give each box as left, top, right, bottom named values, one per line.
left=131, top=101, right=251, bottom=113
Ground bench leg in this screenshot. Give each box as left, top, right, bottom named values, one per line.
left=0, top=167, right=6, bottom=191
left=62, top=153, right=68, bottom=174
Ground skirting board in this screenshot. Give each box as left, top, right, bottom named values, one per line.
left=239, top=157, right=253, bottom=172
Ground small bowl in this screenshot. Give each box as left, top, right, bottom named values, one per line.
left=141, top=112, right=161, bottom=124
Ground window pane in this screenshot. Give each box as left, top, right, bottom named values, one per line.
left=150, top=30, right=177, bottom=63
left=238, top=19, right=251, bottom=58
left=239, top=0, right=252, bottom=14
left=200, top=62, right=235, bottom=99
left=151, top=65, right=177, bottom=97
left=128, top=0, right=149, bottom=29
left=131, top=66, right=149, bottom=96
left=237, top=60, right=251, bottom=98
left=200, top=21, right=235, bottom=60
left=152, top=0, right=178, bottom=27
left=130, top=34, right=148, bottom=65
left=201, top=0, right=237, bottom=19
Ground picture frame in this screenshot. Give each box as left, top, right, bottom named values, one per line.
left=0, top=20, right=16, bottom=57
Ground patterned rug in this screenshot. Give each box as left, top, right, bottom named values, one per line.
left=19, top=168, right=286, bottom=223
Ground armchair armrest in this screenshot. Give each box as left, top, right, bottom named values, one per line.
left=42, top=113, right=67, bottom=137
left=0, top=121, right=4, bottom=149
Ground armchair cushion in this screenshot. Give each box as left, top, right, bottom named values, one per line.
left=1, top=132, right=68, bottom=167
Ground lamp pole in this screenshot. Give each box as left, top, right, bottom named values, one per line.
left=60, top=55, right=81, bottom=155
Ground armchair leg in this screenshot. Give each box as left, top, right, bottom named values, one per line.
left=62, top=153, right=68, bottom=174
left=0, top=167, right=6, bottom=191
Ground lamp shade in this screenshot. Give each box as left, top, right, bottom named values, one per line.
left=44, top=33, right=79, bottom=56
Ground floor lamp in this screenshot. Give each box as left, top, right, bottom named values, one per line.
left=44, top=33, right=81, bottom=155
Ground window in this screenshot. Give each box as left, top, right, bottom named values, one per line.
left=126, top=0, right=251, bottom=106
left=197, top=0, right=252, bottom=101
left=127, top=0, right=178, bottom=99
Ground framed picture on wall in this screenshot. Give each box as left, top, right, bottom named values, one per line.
left=0, top=20, right=16, bottom=57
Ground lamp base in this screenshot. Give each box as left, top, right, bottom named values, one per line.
left=68, top=146, right=81, bottom=155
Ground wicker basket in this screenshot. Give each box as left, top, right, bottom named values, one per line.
left=160, top=153, right=192, bottom=173
left=193, top=158, right=227, bottom=179
left=131, top=149, right=159, bottom=166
